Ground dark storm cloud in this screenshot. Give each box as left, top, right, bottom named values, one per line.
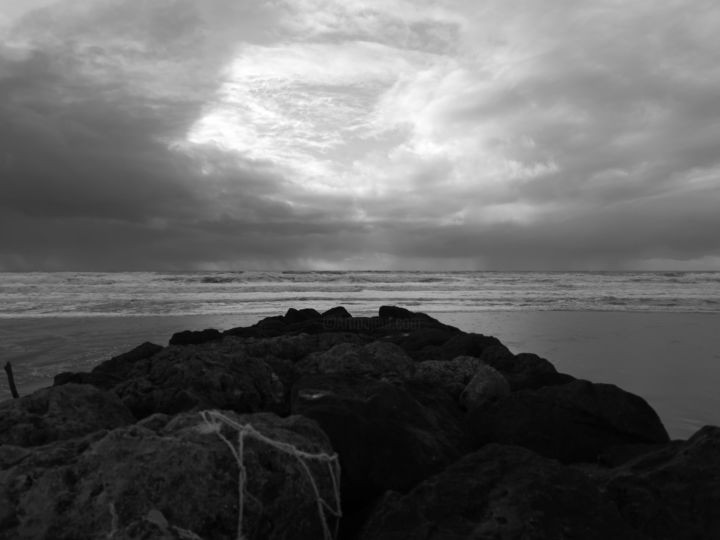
left=1, top=0, right=720, bottom=270
left=0, top=0, right=361, bottom=270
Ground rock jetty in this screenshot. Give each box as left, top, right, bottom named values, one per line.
left=1, top=306, right=718, bottom=540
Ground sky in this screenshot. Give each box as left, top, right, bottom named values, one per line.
left=1, top=0, right=719, bottom=271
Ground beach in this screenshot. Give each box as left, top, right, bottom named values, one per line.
left=3, top=309, right=719, bottom=439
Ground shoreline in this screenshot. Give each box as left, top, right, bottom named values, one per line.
left=2, top=310, right=719, bottom=439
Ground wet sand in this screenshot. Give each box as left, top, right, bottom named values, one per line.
left=2, top=310, right=719, bottom=439
left=442, top=311, right=720, bottom=439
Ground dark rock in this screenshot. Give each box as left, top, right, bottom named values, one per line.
left=395, top=327, right=460, bottom=360
left=222, top=325, right=259, bottom=338
left=285, top=320, right=326, bottom=335
left=240, top=333, right=319, bottom=362
left=597, top=442, right=675, bottom=467
left=53, top=371, right=95, bottom=386
left=598, top=425, right=720, bottom=540
left=458, top=361, right=511, bottom=411
left=467, top=379, right=670, bottom=463
left=111, top=344, right=286, bottom=419
left=94, top=342, right=164, bottom=375
left=54, top=342, right=164, bottom=389
left=412, top=356, right=484, bottom=399
left=292, top=375, right=465, bottom=511
left=284, top=307, right=321, bottom=325
left=169, top=328, right=222, bottom=346
left=322, top=306, right=353, bottom=319
left=297, top=341, right=415, bottom=378
left=0, top=411, right=339, bottom=540
left=360, top=444, right=645, bottom=540
left=378, top=305, right=422, bottom=319
left=224, top=316, right=290, bottom=339
left=235, top=316, right=288, bottom=338
left=441, top=332, right=504, bottom=358
left=0, top=384, right=133, bottom=447
left=413, top=332, right=503, bottom=362
left=480, top=345, right=575, bottom=390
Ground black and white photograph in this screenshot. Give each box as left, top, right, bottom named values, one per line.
left=1, top=1, right=720, bottom=538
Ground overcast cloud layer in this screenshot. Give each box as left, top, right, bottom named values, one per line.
left=1, top=0, right=719, bottom=270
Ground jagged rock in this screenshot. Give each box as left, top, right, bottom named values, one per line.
left=360, top=444, right=645, bottom=540
left=459, top=361, right=510, bottom=411
left=54, top=342, right=163, bottom=389
left=169, top=328, right=222, bottom=346
left=224, top=316, right=288, bottom=338
left=0, top=384, right=134, bottom=447
left=599, top=425, right=720, bottom=540
left=413, top=356, right=483, bottom=398
left=284, top=307, right=322, bottom=324
left=467, top=379, right=670, bottom=463
left=396, top=327, right=460, bottom=360
left=412, top=332, right=503, bottom=362
left=109, top=342, right=287, bottom=418
left=378, top=306, right=427, bottom=319
left=321, top=306, right=353, bottom=319
left=239, top=333, right=320, bottom=362
left=480, top=345, right=574, bottom=390
left=292, top=375, right=465, bottom=512
left=0, top=411, right=339, bottom=540
left=298, top=341, right=415, bottom=379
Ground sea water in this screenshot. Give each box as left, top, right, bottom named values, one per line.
left=1, top=271, right=719, bottom=438
left=2, top=271, right=719, bottom=317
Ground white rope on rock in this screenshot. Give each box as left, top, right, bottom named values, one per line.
left=198, top=410, right=342, bottom=540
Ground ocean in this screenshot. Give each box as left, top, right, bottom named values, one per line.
left=3, top=271, right=720, bottom=317
left=1, top=271, right=719, bottom=438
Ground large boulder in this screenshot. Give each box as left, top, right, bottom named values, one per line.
left=54, top=342, right=163, bottom=389
left=467, top=379, right=670, bottom=463
left=458, top=362, right=510, bottom=411
left=169, top=328, right=222, bottom=346
left=0, top=384, right=134, bottom=447
left=321, top=306, right=353, bottom=319
left=360, top=444, right=644, bottom=540
left=411, top=332, right=504, bottom=362
left=292, top=375, right=465, bottom=512
left=413, top=356, right=484, bottom=399
left=479, top=345, right=575, bottom=390
left=297, top=341, right=415, bottom=379
left=378, top=306, right=432, bottom=320
left=110, top=344, right=286, bottom=419
left=0, top=411, right=339, bottom=540
left=284, top=307, right=322, bottom=325
left=599, top=425, right=720, bottom=540
left=395, top=327, right=460, bottom=360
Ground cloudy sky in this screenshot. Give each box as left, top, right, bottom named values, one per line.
left=1, top=0, right=719, bottom=271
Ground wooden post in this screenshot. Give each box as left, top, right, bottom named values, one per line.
left=4, top=361, right=19, bottom=399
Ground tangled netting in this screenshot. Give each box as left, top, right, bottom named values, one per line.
left=199, top=410, right=342, bottom=540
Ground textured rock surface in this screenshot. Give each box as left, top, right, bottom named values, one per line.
left=169, top=328, right=222, bottom=346
left=109, top=343, right=287, bottom=418
left=0, top=412, right=338, bottom=540
left=292, top=374, right=465, bottom=510
left=54, top=342, right=163, bottom=389
left=413, top=356, right=483, bottom=398
left=360, top=444, right=645, bottom=540
left=468, top=379, right=670, bottom=463
left=459, top=362, right=510, bottom=411
left=480, top=345, right=575, bottom=390
left=599, top=425, right=720, bottom=540
left=0, top=384, right=134, bottom=447
left=298, top=341, right=415, bottom=378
